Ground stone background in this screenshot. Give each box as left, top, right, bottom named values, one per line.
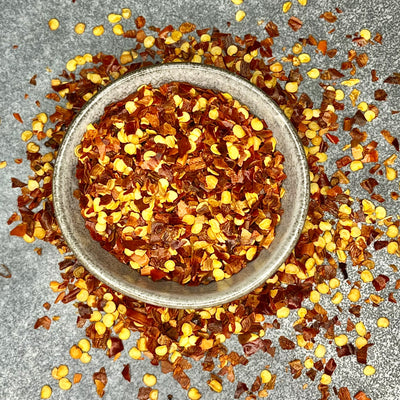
left=0, top=1, right=399, bottom=399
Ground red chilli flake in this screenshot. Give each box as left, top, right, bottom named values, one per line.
left=121, top=364, right=131, bottom=382
left=93, top=367, right=108, bottom=398
left=34, top=316, right=51, bottom=330
left=287, top=16, right=303, bottom=32
left=319, top=12, right=338, bottom=23
left=0, top=264, right=12, bottom=279
left=13, top=112, right=23, bottom=123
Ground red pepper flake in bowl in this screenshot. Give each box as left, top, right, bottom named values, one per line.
left=76, top=82, right=286, bottom=285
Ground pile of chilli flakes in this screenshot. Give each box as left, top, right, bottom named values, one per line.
left=7, top=4, right=400, bottom=400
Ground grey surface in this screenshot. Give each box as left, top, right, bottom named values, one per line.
left=1, top=1, right=400, bottom=400
left=53, top=63, right=309, bottom=309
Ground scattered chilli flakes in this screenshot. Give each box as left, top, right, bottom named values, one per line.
left=121, top=364, right=131, bottom=382
left=288, top=16, right=303, bottom=31
left=9, top=9, right=400, bottom=400
left=93, top=367, right=107, bottom=398
left=13, top=112, right=23, bottom=123
left=320, top=11, right=338, bottom=23
left=0, top=263, right=12, bottom=278
left=384, top=73, right=400, bottom=84
left=34, top=315, right=51, bottom=330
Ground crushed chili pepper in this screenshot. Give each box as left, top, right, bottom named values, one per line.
left=8, top=6, right=400, bottom=400
left=76, top=83, right=285, bottom=284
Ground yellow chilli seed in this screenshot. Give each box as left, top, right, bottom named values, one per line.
left=317, top=283, right=329, bottom=294
left=144, top=36, right=156, bottom=48
left=108, top=13, right=122, bottom=23
left=350, top=160, right=363, bottom=171
left=285, top=81, right=298, bottom=93
left=355, top=322, right=367, bottom=337
left=155, top=345, right=168, bottom=356
left=329, top=278, right=340, bottom=289
left=93, top=25, right=105, bottom=36
left=78, top=338, right=91, bottom=352
left=113, top=24, right=124, bottom=36
left=360, top=270, right=374, bottom=283
left=59, top=378, right=72, bottom=391
left=188, top=387, right=202, bottom=400
left=375, top=206, right=386, bottom=219
left=183, top=214, right=195, bottom=225
left=356, top=336, right=368, bottom=349
left=119, top=327, right=131, bottom=340
left=66, top=59, right=77, bottom=72
left=334, top=334, right=348, bottom=347
left=56, top=365, right=68, bottom=379
left=231, top=0, right=243, bottom=4
left=283, top=1, right=292, bottom=13
left=235, top=10, right=246, bottom=22
left=164, top=260, right=175, bottom=271
left=292, top=43, right=303, bottom=54
left=208, top=109, right=219, bottom=120
left=304, top=358, right=314, bottom=369
left=90, top=310, right=102, bottom=322
left=363, top=365, right=376, bottom=376
left=387, top=241, right=399, bottom=254
left=348, top=288, right=361, bottom=302
left=103, top=292, right=113, bottom=301
left=143, top=374, right=157, bottom=387
left=377, top=317, right=390, bottom=328
left=309, top=290, right=320, bottom=303
left=298, top=53, right=311, bottom=63
left=227, top=45, right=238, bottom=56
left=233, top=124, right=246, bottom=138
left=314, top=344, right=326, bottom=358
left=386, top=166, right=397, bottom=181
left=80, top=352, right=92, bottom=364
left=122, top=8, right=132, bottom=19
left=260, top=369, right=272, bottom=384
left=251, top=118, right=264, bottom=131
left=40, top=385, right=52, bottom=399
left=335, top=89, right=345, bottom=101
left=298, top=307, right=307, bottom=318
left=364, top=110, right=376, bottom=122
left=48, top=18, right=60, bottom=31
left=331, top=292, right=343, bottom=304
left=221, top=191, right=232, bottom=204
left=320, top=374, right=332, bottom=385
left=103, top=313, right=115, bottom=328
left=307, top=68, right=320, bottom=79
left=129, top=347, right=141, bottom=359
left=103, top=300, right=116, bottom=314
left=246, top=247, right=257, bottom=261
left=360, top=29, right=371, bottom=41
left=206, top=175, right=218, bottom=190
left=75, top=22, right=86, bottom=34
left=149, top=389, right=158, bottom=400
left=227, top=144, right=239, bottom=160
left=69, top=345, right=82, bottom=359
left=213, top=268, right=225, bottom=281
left=95, top=321, right=106, bottom=335
left=276, top=306, right=290, bottom=318
left=208, top=379, right=223, bottom=393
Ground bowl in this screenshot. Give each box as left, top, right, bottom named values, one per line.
left=53, top=63, right=309, bottom=309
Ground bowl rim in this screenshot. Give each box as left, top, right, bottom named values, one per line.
left=53, top=62, right=310, bottom=309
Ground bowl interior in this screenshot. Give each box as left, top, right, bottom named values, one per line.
left=53, top=63, right=309, bottom=309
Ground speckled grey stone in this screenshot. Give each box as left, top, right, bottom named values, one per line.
left=1, top=1, right=400, bottom=400
left=53, top=63, right=309, bottom=309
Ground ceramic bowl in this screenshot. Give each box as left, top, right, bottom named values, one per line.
left=53, top=63, right=309, bottom=309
